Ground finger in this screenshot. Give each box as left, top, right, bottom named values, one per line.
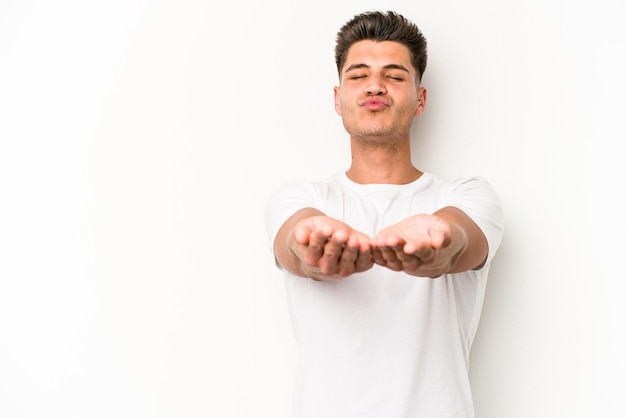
left=403, top=235, right=436, bottom=260
left=293, top=223, right=314, bottom=245
left=317, top=233, right=349, bottom=274
left=430, top=219, right=452, bottom=248
left=402, top=258, right=422, bottom=273
left=406, top=243, right=435, bottom=262
left=354, top=249, right=373, bottom=272
left=371, top=247, right=386, bottom=266
left=377, top=245, right=403, bottom=271
left=338, top=244, right=359, bottom=276
left=370, top=234, right=401, bottom=248
left=299, top=229, right=328, bottom=265
left=434, top=228, right=452, bottom=248
left=395, top=249, right=421, bottom=271
left=330, top=235, right=375, bottom=276
left=308, top=227, right=333, bottom=248
left=386, top=242, right=421, bottom=271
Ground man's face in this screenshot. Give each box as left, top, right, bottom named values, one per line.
left=334, top=40, right=425, bottom=143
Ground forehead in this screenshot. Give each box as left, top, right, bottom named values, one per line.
left=342, top=40, right=415, bottom=73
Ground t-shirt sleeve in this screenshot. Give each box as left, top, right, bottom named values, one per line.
left=444, top=177, right=504, bottom=266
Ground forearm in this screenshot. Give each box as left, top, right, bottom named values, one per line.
left=432, top=206, right=488, bottom=272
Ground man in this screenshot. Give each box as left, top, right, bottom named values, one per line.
left=265, top=10, right=503, bottom=418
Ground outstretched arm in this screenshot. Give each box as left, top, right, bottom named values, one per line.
left=370, top=206, right=488, bottom=278
left=273, top=208, right=374, bottom=281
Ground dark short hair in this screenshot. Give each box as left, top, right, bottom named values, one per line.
left=335, top=11, right=428, bottom=81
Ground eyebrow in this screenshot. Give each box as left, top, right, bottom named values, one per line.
left=344, top=63, right=411, bottom=74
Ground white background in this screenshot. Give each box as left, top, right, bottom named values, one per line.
left=1, top=0, right=624, bottom=417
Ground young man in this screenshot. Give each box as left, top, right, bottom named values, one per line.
left=265, top=11, right=503, bottom=418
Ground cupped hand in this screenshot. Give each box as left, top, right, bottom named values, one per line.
left=370, top=214, right=464, bottom=278
left=290, top=216, right=374, bottom=280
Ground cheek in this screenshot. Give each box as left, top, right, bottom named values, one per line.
left=335, top=91, right=357, bottom=117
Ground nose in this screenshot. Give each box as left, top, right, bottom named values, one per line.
left=365, top=74, right=387, bottom=96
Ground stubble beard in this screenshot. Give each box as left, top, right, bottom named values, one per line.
left=345, top=116, right=411, bottom=151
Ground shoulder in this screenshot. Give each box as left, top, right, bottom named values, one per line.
left=267, top=173, right=347, bottom=200
left=431, top=175, right=502, bottom=202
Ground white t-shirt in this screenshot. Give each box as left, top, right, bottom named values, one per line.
left=265, top=172, right=504, bottom=418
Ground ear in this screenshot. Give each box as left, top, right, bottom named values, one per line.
left=334, top=86, right=342, bottom=116
left=414, top=87, right=427, bottom=117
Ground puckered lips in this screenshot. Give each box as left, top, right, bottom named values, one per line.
left=360, top=97, right=389, bottom=111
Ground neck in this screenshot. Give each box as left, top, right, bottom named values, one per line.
left=345, top=139, right=422, bottom=184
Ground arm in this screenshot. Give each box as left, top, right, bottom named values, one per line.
left=370, top=206, right=488, bottom=278
left=273, top=208, right=374, bottom=281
